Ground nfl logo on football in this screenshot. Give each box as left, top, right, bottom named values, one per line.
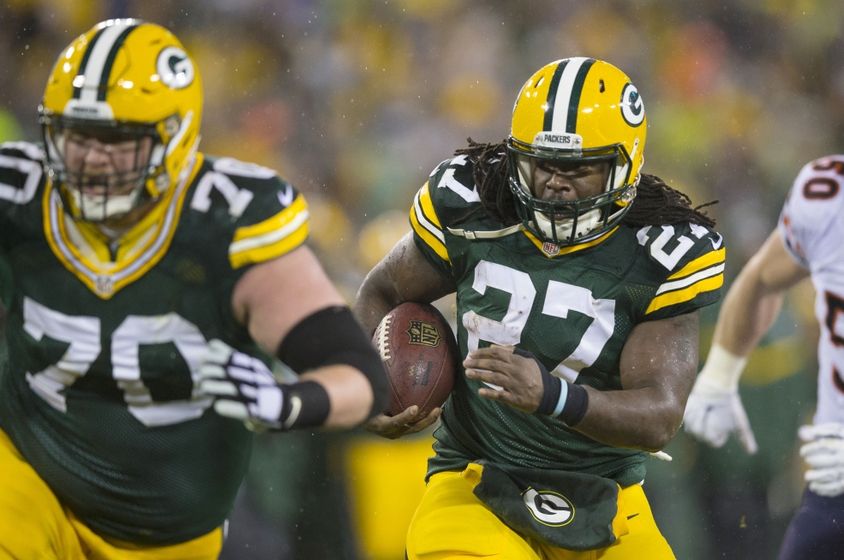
left=406, top=320, right=441, bottom=347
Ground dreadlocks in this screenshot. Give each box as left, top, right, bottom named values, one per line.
left=454, top=139, right=716, bottom=229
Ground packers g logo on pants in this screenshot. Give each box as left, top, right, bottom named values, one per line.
left=523, top=487, right=575, bottom=526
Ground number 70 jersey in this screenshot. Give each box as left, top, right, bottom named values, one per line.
left=411, top=157, right=725, bottom=485
left=0, top=141, right=309, bottom=543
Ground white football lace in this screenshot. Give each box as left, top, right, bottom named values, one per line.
left=374, top=315, right=392, bottom=360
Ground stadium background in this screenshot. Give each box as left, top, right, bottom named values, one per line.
left=1, top=0, right=841, bottom=558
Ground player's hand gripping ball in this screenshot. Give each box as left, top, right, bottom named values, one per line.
left=372, top=302, right=458, bottom=416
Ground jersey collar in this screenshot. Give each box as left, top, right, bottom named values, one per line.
left=42, top=155, right=203, bottom=299
left=522, top=226, right=619, bottom=258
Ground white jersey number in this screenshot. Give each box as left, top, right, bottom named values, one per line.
left=462, top=260, right=615, bottom=383
left=0, top=143, right=45, bottom=205
left=23, top=297, right=211, bottom=427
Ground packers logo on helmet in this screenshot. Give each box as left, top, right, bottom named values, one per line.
left=39, top=19, right=203, bottom=224
left=156, top=46, right=195, bottom=90
left=507, top=57, right=647, bottom=247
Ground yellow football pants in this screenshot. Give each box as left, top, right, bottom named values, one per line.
left=406, top=466, right=675, bottom=560
left=0, top=428, right=223, bottom=560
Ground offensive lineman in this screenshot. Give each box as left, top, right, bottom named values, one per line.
left=0, top=19, right=386, bottom=558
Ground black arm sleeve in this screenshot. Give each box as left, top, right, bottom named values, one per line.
left=277, top=305, right=389, bottom=419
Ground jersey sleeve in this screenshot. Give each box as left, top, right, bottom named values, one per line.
left=192, top=157, right=309, bottom=272
left=0, top=142, right=47, bottom=255
left=636, top=222, right=726, bottom=321
left=228, top=178, right=308, bottom=270
left=409, top=155, right=482, bottom=276
left=777, top=156, right=844, bottom=270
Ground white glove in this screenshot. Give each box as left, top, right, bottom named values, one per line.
left=197, top=339, right=286, bottom=431
left=799, top=423, right=844, bottom=497
left=683, top=345, right=758, bottom=454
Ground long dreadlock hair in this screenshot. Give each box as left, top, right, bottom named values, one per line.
left=454, top=139, right=716, bottom=229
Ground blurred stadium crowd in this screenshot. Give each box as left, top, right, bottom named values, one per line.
left=2, top=0, right=842, bottom=558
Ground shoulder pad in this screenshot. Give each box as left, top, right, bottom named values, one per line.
left=635, top=222, right=725, bottom=319
left=410, top=155, right=483, bottom=269
left=188, top=156, right=309, bottom=270
left=779, top=156, right=844, bottom=266
left=424, top=155, right=483, bottom=220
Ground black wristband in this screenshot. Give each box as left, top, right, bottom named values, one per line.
left=561, top=384, right=589, bottom=427
left=514, top=347, right=589, bottom=426
left=279, top=380, right=331, bottom=430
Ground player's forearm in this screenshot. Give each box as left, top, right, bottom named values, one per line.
left=301, top=365, right=374, bottom=428
left=572, top=386, right=683, bottom=452
left=712, top=261, right=785, bottom=357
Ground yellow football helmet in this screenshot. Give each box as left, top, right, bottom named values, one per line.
left=39, top=19, right=202, bottom=223
left=507, top=57, right=647, bottom=246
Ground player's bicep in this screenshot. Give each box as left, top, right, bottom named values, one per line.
left=619, top=311, right=699, bottom=404
left=381, top=232, right=454, bottom=303
left=232, top=245, right=345, bottom=354
left=355, top=233, right=455, bottom=334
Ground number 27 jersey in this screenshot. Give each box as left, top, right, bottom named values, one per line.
left=411, top=156, right=725, bottom=486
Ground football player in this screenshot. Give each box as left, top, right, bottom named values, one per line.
left=354, top=58, right=725, bottom=559
left=684, top=156, right=844, bottom=559
left=0, top=19, right=386, bottom=558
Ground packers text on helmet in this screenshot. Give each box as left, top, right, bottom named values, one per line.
left=507, top=57, right=647, bottom=246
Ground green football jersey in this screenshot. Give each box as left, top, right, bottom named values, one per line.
left=0, top=142, right=309, bottom=544
left=410, top=155, right=725, bottom=487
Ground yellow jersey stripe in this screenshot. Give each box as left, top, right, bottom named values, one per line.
left=229, top=220, right=309, bottom=269
left=411, top=188, right=445, bottom=243
left=645, top=274, right=724, bottom=315
left=416, top=182, right=442, bottom=229
left=410, top=203, right=449, bottom=263
left=667, top=247, right=726, bottom=280
left=655, top=263, right=724, bottom=296
left=232, top=195, right=307, bottom=244
left=229, top=209, right=309, bottom=266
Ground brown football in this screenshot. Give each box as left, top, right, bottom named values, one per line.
left=372, top=302, right=458, bottom=416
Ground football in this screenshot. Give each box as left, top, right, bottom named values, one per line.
left=372, top=302, right=458, bottom=416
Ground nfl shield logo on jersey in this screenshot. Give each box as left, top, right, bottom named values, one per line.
left=95, top=275, right=115, bottom=297
left=541, top=241, right=560, bottom=256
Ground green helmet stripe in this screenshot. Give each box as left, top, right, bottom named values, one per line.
left=542, top=59, right=568, bottom=133
left=565, top=57, right=596, bottom=133
left=72, top=26, right=107, bottom=100
left=97, top=24, right=140, bottom=101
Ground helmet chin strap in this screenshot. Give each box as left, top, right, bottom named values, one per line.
left=534, top=207, right=602, bottom=243
left=71, top=188, right=141, bottom=223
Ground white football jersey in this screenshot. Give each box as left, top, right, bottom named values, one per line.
left=778, top=156, right=844, bottom=425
